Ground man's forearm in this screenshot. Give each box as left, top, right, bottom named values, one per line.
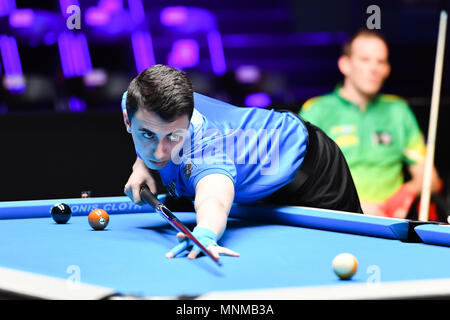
left=406, top=163, right=442, bottom=196
left=195, top=198, right=230, bottom=239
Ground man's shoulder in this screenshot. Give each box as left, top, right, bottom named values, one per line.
left=301, top=93, right=338, bottom=112
left=377, top=94, right=416, bottom=117
left=378, top=94, right=410, bottom=108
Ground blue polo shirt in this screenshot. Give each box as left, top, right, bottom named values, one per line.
left=122, top=91, right=308, bottom=203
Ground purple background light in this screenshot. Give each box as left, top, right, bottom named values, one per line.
left=98, top=0, right=123, bottom=13
left=0, top=35, right=23, bottom=76
left=2, top=74, right=26, bottom=93
left=160, top=6, right=226, bottom=75
left=68, top=96, right=87, bottom=112
left=128, top=0, right=145, bottom=24
left=131, top=31, right=156, bottom=73
left=9, top=9, right=34, bottom=28
left=160, top=6, right=188, bottom=26
left=58, top=32, right=93, bottom=78
left=168, top=39, right=199, bottom=69
left=0, top=0, right=15, bottom=17
left=245, top=93, right=271, bottom=108
left=59, top=0, right=79, bottom=17
left=85, top=7, right=110, bottom=26
left=207, top=30, right=226, bottom=75
left=43, top=31, right=57, bottom=46
left=0, top=34, right=26, bottom=93
left=235, top=65, right=261, bottom=84
left=161, top=7, right=217, bottom=32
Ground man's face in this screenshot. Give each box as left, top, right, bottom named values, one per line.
left=127, top=108, right=190, bottom=170
left=340, top=36, right=391, bottom=96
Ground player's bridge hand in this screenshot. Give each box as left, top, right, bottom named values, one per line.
left=165, top=226, right=240, bottom=260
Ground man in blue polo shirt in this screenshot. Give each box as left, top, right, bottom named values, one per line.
left=122, top=64, right=361, bottom=261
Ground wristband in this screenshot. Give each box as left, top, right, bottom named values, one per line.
left=169, top=226, right=217, bottom=256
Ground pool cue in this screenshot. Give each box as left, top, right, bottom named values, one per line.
left=419, top=10, right=447, bottom=221
left=140, top=185, right=222, bottom=266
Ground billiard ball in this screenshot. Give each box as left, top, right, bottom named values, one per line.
left=88, top=209, right=109, bottom=230
left=332, top=253, right=358, bottom=280
left=51, top=203, right=72, bottom=224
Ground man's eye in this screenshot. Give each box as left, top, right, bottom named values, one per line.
left=143, top=132, right=156, bottom=140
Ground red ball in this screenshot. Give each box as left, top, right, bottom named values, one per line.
left=88, top=209, right=109, bottom=230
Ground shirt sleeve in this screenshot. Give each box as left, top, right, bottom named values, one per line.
left=190, top=166, right=236, bottom=192
left=298, top=97, right=324, bottom=127
left=399, top=103, right=427, bottom=165
left=186, top=152, right=237, bottom=193
left=181, top=132, right=237, bottom=194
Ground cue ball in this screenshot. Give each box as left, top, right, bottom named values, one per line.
left=51, top=203, right=72, bottom=224
left=332, top=253, right=358, bottom=280
left=88, top=209, right=109, bottom=230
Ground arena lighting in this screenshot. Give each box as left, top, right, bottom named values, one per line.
left=0, top=35, right=25, bottom=93
left=161, top=6, right=226, bottom=75
left=0, top=35, right=22, bottom=76
left=207, top=30, right=226, bottom=75
left=43, top=31, right=57, bottom=46
left=8, top=8, right=34, bottom=28
left=168, top=39, right=199, bottom=69
left=0, top=0, right=16, bottom=17
left=244, top=93, right=271, bottom=108
left=85, top=7, right=110, bottom=26
left=9, top=9, right=63, bottom=47
left=58, top=32, right=93, bottom=78
left=59, top=0, right=79, bottom=17
left=160, top=6, right=188, bottom=26
left=68, top=96, right=86, bottom=112
left=85, top=0, right=124, bottom=26
left=127, top=0, right=145, bottom=24
left=235, top=65, right=261, bottom=84
left=85, top=0, right=143, bottom=27
left=83, top=69, right=107, bottom=87
left=98, top=0, right=123, bottom=13
left=131, top=30, right=156, bottom=73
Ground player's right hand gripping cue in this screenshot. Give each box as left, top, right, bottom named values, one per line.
left=124, top=157, right=157, bottom=205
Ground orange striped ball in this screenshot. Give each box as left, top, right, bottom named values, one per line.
left=88, top=209, right=109, bottom=230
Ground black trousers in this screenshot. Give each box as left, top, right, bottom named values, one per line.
left=265, top=118, right=363, bottom=214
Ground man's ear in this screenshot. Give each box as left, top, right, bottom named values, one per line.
left=337, top=55, right=350, bottom=77
left=123, top=110, right=132, bottom=134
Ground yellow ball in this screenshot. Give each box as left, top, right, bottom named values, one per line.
left=332, top=253, right=358, bottom=280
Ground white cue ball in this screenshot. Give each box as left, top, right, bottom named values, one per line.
left=332, top=253, right=358, bottom=280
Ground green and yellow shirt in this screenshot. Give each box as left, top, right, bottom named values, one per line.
left=299, top=86, right=426, bottom=203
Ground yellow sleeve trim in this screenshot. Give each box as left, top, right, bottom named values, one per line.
left=380, top=94, right=407, bottom=104
left=301, top=97, right=319, bottom=112
left=404, top=145, right=427, bottom=164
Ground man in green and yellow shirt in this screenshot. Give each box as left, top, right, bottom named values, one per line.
left=300, top=30, right=442, bottom=219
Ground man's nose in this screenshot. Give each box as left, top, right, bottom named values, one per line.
left=153, top=139, right=168, bottom=160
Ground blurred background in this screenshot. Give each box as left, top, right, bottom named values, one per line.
left=0, top=0, right=449, bottom=201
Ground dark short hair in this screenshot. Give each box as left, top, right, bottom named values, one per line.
left=342, top=29, right=388, bottom=57
left=126, top=64, right=194, bottom=122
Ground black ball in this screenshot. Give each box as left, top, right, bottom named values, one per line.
left=51, top=203, right=72, bottom=224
